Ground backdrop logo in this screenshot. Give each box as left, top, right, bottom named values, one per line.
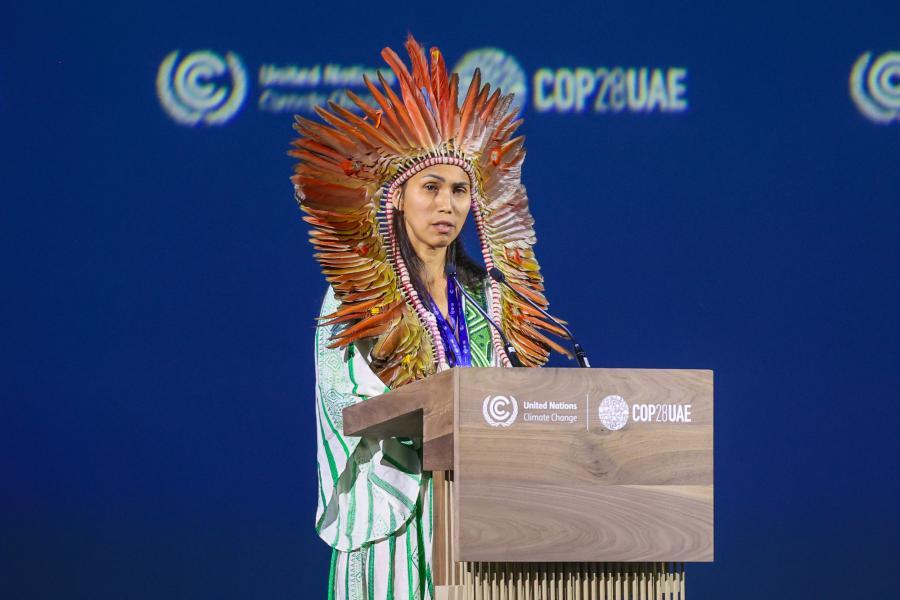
left=850, top=51, right=900, bottom=124
left=534, top=67, right=688, bottom=114
left=258, top=63, right=390, bottom=114
left=483, top=395, right=519, bottom=427
left=597, top=395, right=629, bottom=430
left=157, top=50, right=248, bottom=126
left=454, top=48, right=528, bottom=113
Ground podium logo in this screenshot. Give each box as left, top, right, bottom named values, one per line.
left=157, top=50, right=248, bottom=126
left=598, top=395, right=629, bottom=431
left=482, top=395, right=518, bottom=427
left=850, top=51, right=900, bottom=124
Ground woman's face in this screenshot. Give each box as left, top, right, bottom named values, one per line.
left=397, top=164, right=472, bottom=253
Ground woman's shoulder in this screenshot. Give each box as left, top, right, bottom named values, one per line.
left=319, top=286, right=359, bottom=342
left=319, top=285, right=339, bottom=317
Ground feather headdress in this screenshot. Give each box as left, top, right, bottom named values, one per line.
left=290, top=34, right=567, bottom=388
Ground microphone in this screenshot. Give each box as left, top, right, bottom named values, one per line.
left=488, top=267, right=591, bottom=368
left=445, top=263, right=524, bottom=368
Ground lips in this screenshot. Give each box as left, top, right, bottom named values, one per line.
left=432, top=220, right=454, bottom=234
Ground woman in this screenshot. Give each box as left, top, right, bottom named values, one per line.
left=291, top=35, right=564, bottom=600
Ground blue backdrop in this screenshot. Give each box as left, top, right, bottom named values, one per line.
left=3, top=1, right=899, bottom=598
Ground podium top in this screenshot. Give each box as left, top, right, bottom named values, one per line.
left=343, top=367, right=712, bottom=471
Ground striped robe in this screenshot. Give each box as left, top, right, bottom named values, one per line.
left=315, top=284, right=496, bottom=600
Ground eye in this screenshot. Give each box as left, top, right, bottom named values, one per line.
left=453, top=185, right=469, bottom=194
left=424, top=182, right=439, bottom=192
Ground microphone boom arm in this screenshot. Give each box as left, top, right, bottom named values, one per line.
left=488, top=267, right=591, bottom=368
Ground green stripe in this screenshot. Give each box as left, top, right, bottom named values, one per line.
left=316, top=463, right=327, bottom=508
left=416, top=496, right=426, bottom=600
left=425, top=477, right=434, bottom=598
left=371, top=473, right=417, bottom=512
left=424, top=476, right=434, bottom=596
left=367, top=544, right=375, bottom=599
left=382, top=451, right=417, bottom=475
left=318, top=406, right=339, bottom=483
left=470, top=343, right=490, bottom=367
left=344, top=550, right=350, bottom=600
left=327, top=548, right=337, bottom=600
left=318, top=387, right=351, bottom=459
left=365, top=479, right=374, bottom=541
left=387, top=514, right=396, bottom=600
left=428, top=475, right=434, bottom=543
left=314, top=463, right=328, bottom=533
left=425, top=561, right=433, bottom=599
left=346, top=461, right=357, bottom=547
left=333, top=497, right=341, bottom=547
left=313, top=327, right=340, bottom=482
left=406, top=523, right=414, bottom=600
left=348, top=343, right=359, bottom=395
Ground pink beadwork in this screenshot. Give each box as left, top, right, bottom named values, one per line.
left=470, top=201, right=511, bottom=367
left=385, top=191, right=448, bottom=368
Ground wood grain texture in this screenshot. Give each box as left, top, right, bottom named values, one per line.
left=457, top=484, right=712, bottom=562
left=342, top=367, right=714, bottom=564
left=454, top=368, right=713, bottom=563
left=433, top=470, right=450, bottom=586
left=343, top=369, right=456, bottom=469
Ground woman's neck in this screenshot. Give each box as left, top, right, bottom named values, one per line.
left=413, top=243, right=449, bottom=317
left=406, top=230, right=446, bottom=285
left=418, top=245, right=447, bottom=289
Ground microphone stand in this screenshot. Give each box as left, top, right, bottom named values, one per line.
left=488, top=267, right=591, bottom=368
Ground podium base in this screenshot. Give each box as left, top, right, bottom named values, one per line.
left=437, top=562, right=685, bottom=600
left=435, top=585, right=466, bottom=600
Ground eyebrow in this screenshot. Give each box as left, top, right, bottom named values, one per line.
left=421, top=174, right=469, bottom=186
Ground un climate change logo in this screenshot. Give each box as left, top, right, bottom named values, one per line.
left=850, top=51, right=900, bottom=124
left=454, top=48, right=527, bottom=113
left=157, top=50, right=248, bottom=126
left=483, top=395, right=518, bottom=427
left=598, top=395, right=629, bottom=431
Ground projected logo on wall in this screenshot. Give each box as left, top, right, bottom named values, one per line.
left=850, top=51, right=900, bottom=124
left=453, top=48, right=528, bottom=113
left=257, top=63, right=392, bottom=115
left=156, top=50, right=248, bottom=126
left=533, top=67, right=688, bottom=114
left=156, top=48, right=688, bottom=125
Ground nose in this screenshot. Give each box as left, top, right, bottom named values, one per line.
left=436, top=187, right=453, bottom=213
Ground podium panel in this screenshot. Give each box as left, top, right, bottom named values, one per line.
left=454, top=368, right=713, bottom=563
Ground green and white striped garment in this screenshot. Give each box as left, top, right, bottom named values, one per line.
left=315, top=284, right=496, bottom=600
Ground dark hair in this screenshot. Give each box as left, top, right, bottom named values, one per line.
left=391, top=205, right=485, bottom=303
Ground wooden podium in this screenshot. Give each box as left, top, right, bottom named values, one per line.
left=344, top=368, right=713, bottom=599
